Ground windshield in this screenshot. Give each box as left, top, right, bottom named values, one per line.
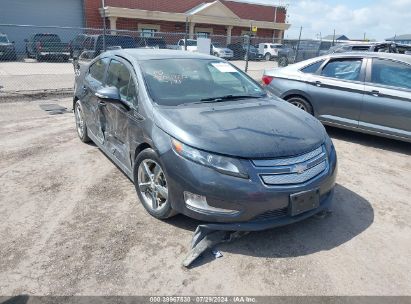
left=0, top=36, right=9, bottom=43
left=140, top=59, right=265, bottom=106
left=213, top=43, right=223, bottom=48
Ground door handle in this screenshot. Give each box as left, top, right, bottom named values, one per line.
left=370, top=90, right=380, bottom=97
left=315, top=81, right=322, bottom=87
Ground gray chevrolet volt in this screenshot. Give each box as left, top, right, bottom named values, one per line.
left=262, top=52, right=411, bottom=143
left=73, top=49, right=337, bottom=230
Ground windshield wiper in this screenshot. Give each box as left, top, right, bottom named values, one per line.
left=199, top=94, right=264, bottom=103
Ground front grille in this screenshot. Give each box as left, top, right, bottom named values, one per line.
left=253, top=145, right=328, bottom=186
left=261, top=161, right=327, bottom=185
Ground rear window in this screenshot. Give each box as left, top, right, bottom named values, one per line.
left=146, top=38, right=166, bottom=48
left=97, top=36, right=136, bottom=50
left=300, top=60, right=325, bottom=74
left=34, top=34, right=61, bottom=43
left=352, top=45, right=371, bottom=51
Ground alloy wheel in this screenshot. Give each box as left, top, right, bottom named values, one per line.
left=290, top=100, right=308, bottom=112
left=75, top=104, right=85, bottom=138
left=137, top=159, right=168, bottom=212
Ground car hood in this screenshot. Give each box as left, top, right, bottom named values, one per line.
left=153, top=98, right=326, bottom=159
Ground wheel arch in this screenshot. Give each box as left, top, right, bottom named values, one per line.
left=282, top=92, right=315, bottom=115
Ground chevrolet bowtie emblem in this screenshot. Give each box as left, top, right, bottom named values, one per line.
left=294, top=164, right=307, bottom=174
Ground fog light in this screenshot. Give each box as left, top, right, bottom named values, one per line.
left=184, top=191, right=240, bottom=215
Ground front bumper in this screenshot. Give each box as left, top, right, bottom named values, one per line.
left=160, top=144, right=337, bottom=230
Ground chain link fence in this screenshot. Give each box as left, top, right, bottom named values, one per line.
left=0, top=23, right=342, bottom=98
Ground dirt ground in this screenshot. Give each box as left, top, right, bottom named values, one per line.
left=0, top=98, right=410, bottom=296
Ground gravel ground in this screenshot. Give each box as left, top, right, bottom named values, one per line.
left=0, top=98, right=410, bottom=296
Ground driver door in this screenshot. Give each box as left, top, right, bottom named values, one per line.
left=101, top=58, right=142, bottom=170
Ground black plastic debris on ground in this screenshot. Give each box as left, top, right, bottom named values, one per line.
left=39, top=104, right=69, bottom=115
left=183, top=224, right=249, bottom=268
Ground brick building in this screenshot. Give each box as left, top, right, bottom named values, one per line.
left=84, top=0, right=290, bottom=43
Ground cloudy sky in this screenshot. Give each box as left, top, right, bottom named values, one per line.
left=246, top=0, right=411, bottom=40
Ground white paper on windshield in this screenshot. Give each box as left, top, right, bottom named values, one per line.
left=211, top=62, right=238, bottom=73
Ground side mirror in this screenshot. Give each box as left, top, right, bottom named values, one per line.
left=12, top=41, right=15, bottom=44
left=95, top=86, right=121, bottom=101
left=95, top=87, right=130, bottom=110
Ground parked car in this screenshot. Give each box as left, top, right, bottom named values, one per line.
left=69, top=34, right=88, bottom=59
left=258, top=43, right=283, bottom=61
left=176, top=39, right=198, bottom=52
left=25, top=33, right=70, bottom=62
left=327, top=42, right=411, bottom=55
left=211, top=42, right=233, bottom=59
left=73, top=49, right=337, bottom=226
left=294, top=40, right=333, bottom=62
left=73, top=34, right=137, bottom=77
left=0, top=33, right=17, bottom=61
left=135, top=37, right=167, bottom=49
left=79, top=34, right=136, bottom=60
left=262, top=52, right=411, bottom=143
left=277, top=44, right=296, bottom=67
left=227, top=43, right=262, bottom=60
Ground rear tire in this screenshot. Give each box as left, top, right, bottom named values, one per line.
left=278, top=56, right=289, bottom=67
left=35, top=53, right=43, bottom=62
left=134, top=148, right=177, bottom=219
left=286, top=96, right=313, bottom=115
left=74, top=100, right=91, bottom=143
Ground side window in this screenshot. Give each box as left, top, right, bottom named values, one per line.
left=321, top=59, right=362, bottom=81
left=371, top=59, right=411, bottom=90
left=300, top=60, right=325, bottom=74
left=88, top=58, right=109, bottom=84
left=106, top=59, right=138, bottom=105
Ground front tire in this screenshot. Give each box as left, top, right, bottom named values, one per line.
left=265, top=53, right=271, bottom=61
left=286, top=96, right=313, bottom=114
left=134, top=149, right=176, bottom=219
left=74, top=100, right=90, bottom=143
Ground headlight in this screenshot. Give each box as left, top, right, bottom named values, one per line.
left=171, top=139, right=248, bottom=179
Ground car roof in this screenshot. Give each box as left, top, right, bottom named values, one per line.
left=327, top=52, right=411, bottom=63
left=107, top=49, right=218, bottom=61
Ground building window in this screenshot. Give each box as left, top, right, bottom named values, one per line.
left=196, top=32, right=209, bottom=38
left=141, top=29, right=157, bottom=37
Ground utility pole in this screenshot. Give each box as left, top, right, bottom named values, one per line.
left=363, top=32, right=366, bottom=41
left=294, top=26, right=302, bottom=63
left=184, top=16, right=188, bottom=51
left=332, top=29, right=336, bottom=46
left=102, top=0, right=106, bottom=52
